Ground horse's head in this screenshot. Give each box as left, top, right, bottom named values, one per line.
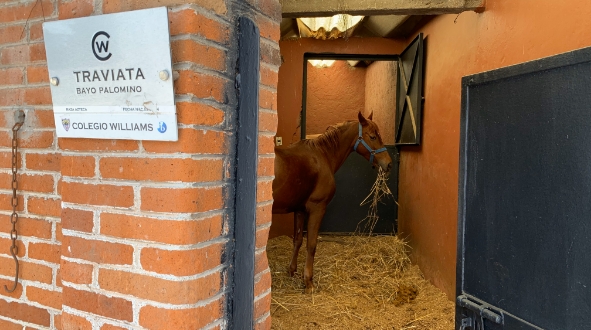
left=354, top=112, right=393, bottom=172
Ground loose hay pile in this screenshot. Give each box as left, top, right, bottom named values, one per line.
left=268, top=235, right=454, bottom=329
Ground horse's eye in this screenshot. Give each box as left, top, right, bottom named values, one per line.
left=370, top=135, right=376, bottom=140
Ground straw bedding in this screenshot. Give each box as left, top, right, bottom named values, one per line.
left=268, top=235, right=454, bottom=329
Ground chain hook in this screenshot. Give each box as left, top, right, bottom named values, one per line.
left=5, top=110, right=24, bottom=293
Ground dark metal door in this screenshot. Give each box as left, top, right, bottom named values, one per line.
left=458, top=47, right=591, bottom=329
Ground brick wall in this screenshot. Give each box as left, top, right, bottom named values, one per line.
left=0, top=0, right=280, bottom=329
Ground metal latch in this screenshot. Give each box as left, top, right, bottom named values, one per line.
left=457, top=295, right=504, bottom=330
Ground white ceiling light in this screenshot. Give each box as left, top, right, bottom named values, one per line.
left=297, top=14, right=364, bottom=39
left=308, top=59, right=335, bottom=68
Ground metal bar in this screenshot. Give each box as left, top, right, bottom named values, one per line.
left=457, top=295, right=503, bottom=325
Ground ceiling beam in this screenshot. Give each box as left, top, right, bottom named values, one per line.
left=280, top=0, right=484, bottom=18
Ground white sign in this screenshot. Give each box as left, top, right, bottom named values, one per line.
left=43, top=7, right=177, bottom=141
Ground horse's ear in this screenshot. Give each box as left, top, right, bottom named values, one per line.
left=358, top=111, right=368, bottom=126
left=368, top=111, right=373, bottom=120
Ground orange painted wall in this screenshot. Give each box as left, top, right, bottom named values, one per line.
left=271, top=38, right=405, bottom=238
left=398, top=0, right=591, bottom=299
left=306, top=60, right=366, bottom=136
left=365, top=61, right=397, bottom=145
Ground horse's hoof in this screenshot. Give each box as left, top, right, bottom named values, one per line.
left=304, top=286, right=316, bottom=294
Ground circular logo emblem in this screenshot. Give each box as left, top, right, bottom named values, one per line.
left=157, top=122, right=167, bottom=133
left=92, top=31, right=112, bottom=61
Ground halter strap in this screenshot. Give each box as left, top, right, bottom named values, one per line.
left=353, top=123, right=388, bottom=164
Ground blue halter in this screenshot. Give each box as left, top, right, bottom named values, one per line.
left=353, top=123, right=388, bottom=164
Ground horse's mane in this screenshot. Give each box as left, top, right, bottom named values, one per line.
left=303, top=120, right=356, bottom=151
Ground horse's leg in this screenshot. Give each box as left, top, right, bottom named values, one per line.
left=303, top=206, right=325, bottom=293
left=288, top=211, right=306, bottom=277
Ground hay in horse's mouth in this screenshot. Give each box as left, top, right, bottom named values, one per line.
left=357, top=167, right=397, bottom=235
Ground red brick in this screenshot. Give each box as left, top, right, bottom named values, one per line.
left=0, top=67, right=23, bottom=85
left=58, top=138, right=139, bottom=151
left=0, top=90, right=18, bottom=107
left=61, top=155, right=95, bottom=177
left=24, top=85, right=51, bottom=105
left=143, top=128, right=226, bottom=154
left=0, top=151, right=22, bottom=169
left=26, top=286, right=62, bottom=310
left=0, top=237, right=25, bottom=257
left=59, top=0, right=94, bottom=20
left=0, top=131, right=53, bottom=149
left=141, top=243, right=223, bottom=276
left=61, top=312, right=92, bottom=330
left=255, top=314, right=272, bottom=330
left=32, top=109, right=56, bottom=128
left=0, top=277, right=24, bottom=300
left=256, top=203, right=272, bottom=226
left=29, top=22, right=44, bottom=41
left=63, top=236, right=133, bottom=265
left=0, top=215, right=51, bottom=239
left=259, top=88, right=277, bottom=110
left=61, top=182, right=134, bottom=207
left=140, top=186, right=222, bottom=213
left=260, top=42, right=281, bottom=66
left=256, top=226, right=270, bottom=249
left=0, top=256, right=53, bottom=284
left=0, top=317, right=23, bottom=330
left=63, top=287, right=132, bottom=322
left=254, top=270, right=271, bottom=297
left=100, top=324, right=127, bottom=330
left=0, top=298, right=50, bottom=327
left=0, top=0, right=54, bottom=24
left=259, top=111, right=278, bottom=133
left=169, top=9, right=229, bottom=43
left=255, top=250, right=269, bottom=275
left=56, top=222, right=63, bottom=242
left=259, top=0, right=282, bottom=22
left=176, top=102, right=224, bottom=126
left=100, top=157, right=222, bottom=182
left=259, top=134, right=275, bottom=154
left=27, top=65, right=48, bottom=83
left=99, top=269, right=221, bottom=304
left=257, top=180, right=273, bottom=203
left=257, top=156, right=274, bottom=177
left=256, top=14, right=280, bottom=42
left=0, top=194, right=24, bottom=212
left=172, top=39, right=225, bottom=71
left=174, top=70, right=227, bottom=102
left=28, top=196, right=61, bottom=217
left=254, top=292, right=271, bottom=319
left=0, top=173, right=54, bottom=193
left=61, top=260, right=93, bottom=285
left=29, top=242, right=60, bottom=264
left=260, top=64, right=278, bottom=88
left=100, top=213, right=222, bottom=245
left=103, top=0, right=226, bottom=15
left=62, top=208, right=93, bottom=233
left=139, top=299, right=222, bottom=330
left=26, top=153, right=60, bottom=172
left=0, top=43, right=46, bottom=65
left=0, top=131, right=50, bottom=150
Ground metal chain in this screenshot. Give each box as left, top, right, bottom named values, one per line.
left=5, top=111, right=24, bottom=293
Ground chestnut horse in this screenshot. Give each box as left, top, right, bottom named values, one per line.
left=272, top=112, right=392, bottom=293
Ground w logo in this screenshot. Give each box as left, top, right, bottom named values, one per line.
left=92, top=31, right=112, bottom=61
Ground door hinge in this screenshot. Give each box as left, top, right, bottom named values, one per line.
left=457, top=295, right=504, bottom=330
